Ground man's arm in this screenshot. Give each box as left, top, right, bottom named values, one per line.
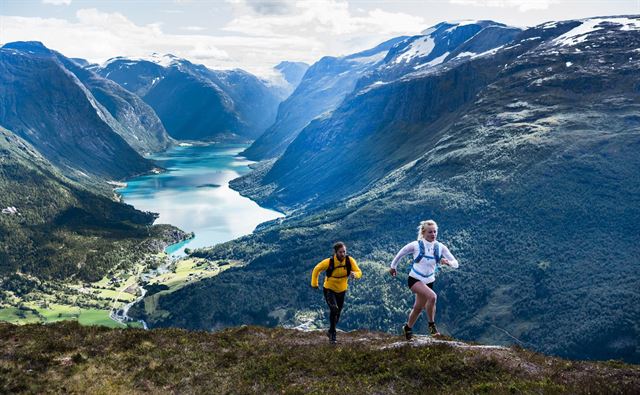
left=311, top=259, right=329, bottom=287
left=349, top=258, right=362, bottom=279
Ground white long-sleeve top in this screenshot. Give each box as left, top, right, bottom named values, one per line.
left=390, top=239, right=458, bottom=284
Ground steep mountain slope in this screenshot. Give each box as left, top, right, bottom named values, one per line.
left=0, top=43, right=155, bottom=181
left=2, top=322, right=639, bottom=394
left=53, top=56, right=173, bottom=155
left=241, top=21, right=518, bottom=161
left=240, top=36, right=408, bottom=160
left=273, top=60, right=309, bottom=96
left=0, top=127, right=184, bottom=282
left=94, top=55, right=282, bottom=141
left=138, top=17, right=640, bottom=363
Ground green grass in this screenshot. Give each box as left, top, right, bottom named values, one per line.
left=0, top=308, right=40, bottom=324
left=77, top=309, right=124, bottom=328
left=0, top=322, right=638, bottom=394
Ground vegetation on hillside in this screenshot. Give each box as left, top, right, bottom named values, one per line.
left=0, top=127, right=188, bottom=283
left=1, top=321, right=638, bottom=394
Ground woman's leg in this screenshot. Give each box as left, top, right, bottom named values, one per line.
left=424, top=283, right=437, bottom=323
left=407, top=281, right=436, bottom=328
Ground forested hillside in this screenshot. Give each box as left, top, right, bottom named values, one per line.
left=0, top=127, right=186, bottom=283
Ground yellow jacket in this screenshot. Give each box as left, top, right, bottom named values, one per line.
left=311, top=255, right=362, bottom=293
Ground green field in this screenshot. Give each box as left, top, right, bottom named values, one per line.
left=0, top=256, right=229, bottom=329
left=0, top=305, right=127, bottom=328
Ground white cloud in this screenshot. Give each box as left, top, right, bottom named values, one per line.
left=224, top=0, right=424, bottom=36
left=449, top=0, right=557, bottom=12
left=1, top=10, right=230, bottom=65
left=181, top=26, right=207, bottom=31
left=42, top=0, right=72, bottom=5
left=42, top=0, right=71, bottom=5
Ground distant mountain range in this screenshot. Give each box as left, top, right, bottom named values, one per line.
left=0, top=41, right=294, bottom=285
left=241, top=36, right=408, bottom=160
left=241, top=20, right=522, bottom=161
left=92, top=54, right=287, bottom=141
left=0, top=42, right=161, bottom=182
left=136, top=16, right=640, bottom=363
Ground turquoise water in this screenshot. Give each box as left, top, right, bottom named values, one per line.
left=117, top=143, right=283, bottom=256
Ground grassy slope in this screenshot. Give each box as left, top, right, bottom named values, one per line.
left=1, top=321, right=638, bottom=394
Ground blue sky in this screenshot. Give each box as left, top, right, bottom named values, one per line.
left=1, top=0, right=638, bottom=77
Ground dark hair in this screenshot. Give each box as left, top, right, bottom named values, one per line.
left=333, top=241, right=346, bottom=253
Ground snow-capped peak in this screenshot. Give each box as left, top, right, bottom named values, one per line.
left=552, top=16, right=640, bottom=47
left=101, top=53, right=182, bottom=68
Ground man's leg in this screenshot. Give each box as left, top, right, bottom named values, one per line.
left=334, top=291, right=346, bottom=325
left=323, top=288, right=339, bottom=335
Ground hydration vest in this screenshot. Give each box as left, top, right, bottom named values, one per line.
left=327, top=255, right=352, bottom=278
left=411, top=240, right=441, bottom=278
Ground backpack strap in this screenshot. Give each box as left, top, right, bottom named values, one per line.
left=326, top=256, right=351, bottom=278
left=413, top=240, right=426, bottom=264
left=433, top=242, right=441, bottom=275
left=345, top=255, right=352, bottom=276
left=327, top=256, right=335, bottom=277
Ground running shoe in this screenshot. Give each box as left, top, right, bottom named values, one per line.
left=403, top=324, right=413, bottom=340
left=429, top=322, right=441, bottom=337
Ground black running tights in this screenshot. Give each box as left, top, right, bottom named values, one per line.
left=323, top=288, right=346, bottom=334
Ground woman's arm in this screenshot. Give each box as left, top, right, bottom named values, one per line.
left=440, top=244, right=459, bottom=268
left=390, top=242, right=416, bottom=269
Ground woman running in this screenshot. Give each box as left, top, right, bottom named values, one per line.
left=389, top=220, right=458, bottom=339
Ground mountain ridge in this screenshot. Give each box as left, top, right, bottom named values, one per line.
left=93, top=54, right=284, bottom=142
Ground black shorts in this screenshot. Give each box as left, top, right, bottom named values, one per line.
left=408, top=276, right=434, bottom=290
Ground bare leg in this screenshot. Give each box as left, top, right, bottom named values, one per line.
left=407, top=281, right=437, bottom=328
left=425, top=287, right=437, bottom=322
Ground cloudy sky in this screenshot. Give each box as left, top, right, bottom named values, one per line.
left=1, top=0, right=638, bottom=78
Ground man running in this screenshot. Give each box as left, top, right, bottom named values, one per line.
left=311, top=242, right=362, bottom=344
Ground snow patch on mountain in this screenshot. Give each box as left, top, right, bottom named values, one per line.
left=415, top=52, right=449, bottom=69
left=553, top=17, right=640, bottom=47
left=102, top=53, right=181, bottom=68
left=349, top=51, right=388, bottom=64
left=393, top=36, right=435, bottom=64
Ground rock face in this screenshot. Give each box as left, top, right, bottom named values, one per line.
left=150, top=17, right=640, bottom=363
left=94, top=54, right=283, bottom=141
left=0, top=42, right=157, bottom=181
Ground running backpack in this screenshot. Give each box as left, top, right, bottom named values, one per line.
left=411, top=240, right=442, bottom=277
left=326, top=255, right=352, bottom=278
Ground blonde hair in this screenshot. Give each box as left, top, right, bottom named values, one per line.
left=417, top=220, right=438, bottom=240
